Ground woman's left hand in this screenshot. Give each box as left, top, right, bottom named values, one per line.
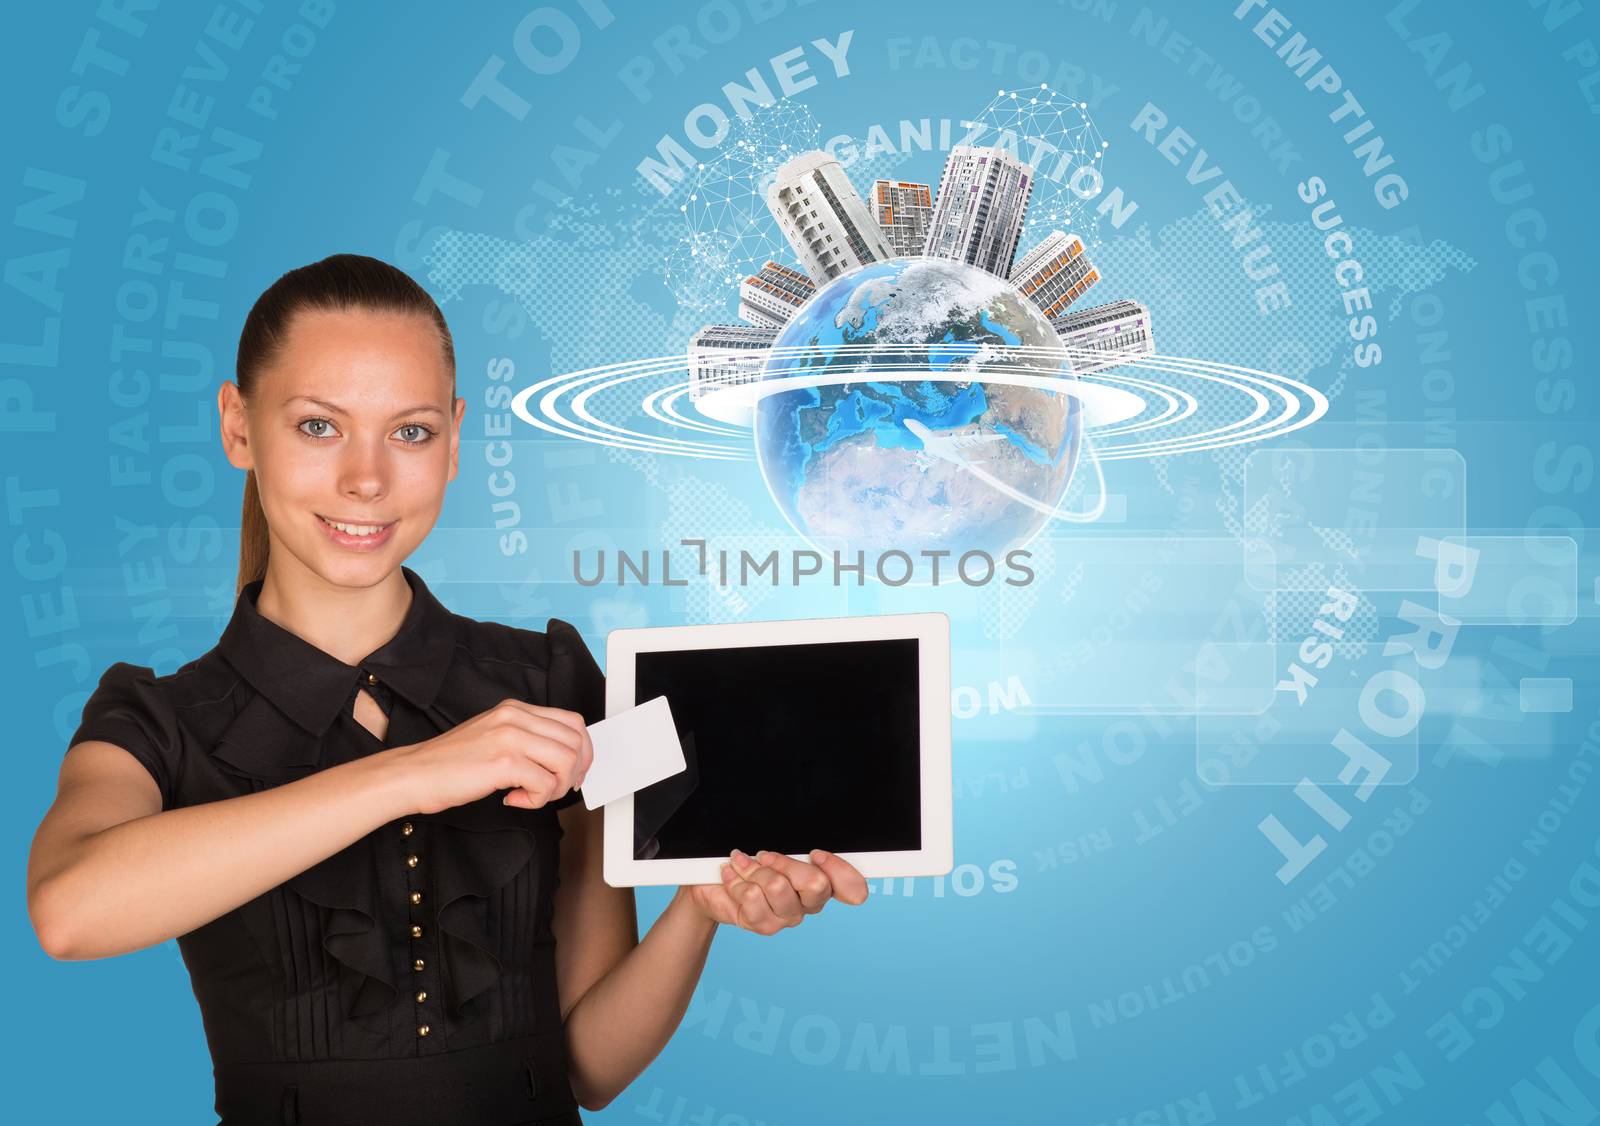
left=683, top=849, right=870, bottom=933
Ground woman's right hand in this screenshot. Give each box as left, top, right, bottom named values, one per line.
left=394, top=700, right=593, bottom=815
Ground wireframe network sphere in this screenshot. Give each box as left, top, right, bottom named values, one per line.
left=754, top=257, right=1083, bottom=558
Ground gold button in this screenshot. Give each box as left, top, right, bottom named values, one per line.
left=411, top=924, right=423, bottom=939
left=417, top=1024, right=430, bottom=1037
left=367, top=672, right=378, bottom=685
left=410, top=891, right=423, bottom=905
left=413, top=958, right=425, bottom=972
left=415, top=989, right=427, bottom=1003
left=401, top=821, right=413, bottom=836
left=406, top=854, right=419, bottom=868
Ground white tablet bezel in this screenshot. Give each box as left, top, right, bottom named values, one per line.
left=600, top=611, right=952, bottom=888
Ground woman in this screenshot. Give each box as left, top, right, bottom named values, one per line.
left=25, top=253, right=869, bottom=1125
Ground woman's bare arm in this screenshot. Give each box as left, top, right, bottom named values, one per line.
left=560, top=890, right=718, bottom=1111
left=27, top=740, right=415, bottom=961
left=28, top=697, right=588, bottom=962
left=550, top=800, right=718, bottom=1112
left=550, top=807, right=868, bottom=1110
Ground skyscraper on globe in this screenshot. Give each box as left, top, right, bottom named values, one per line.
left=924, top=145, right=1034, bottom=278
left=1050, top=300, right=1155, bottom=372
left=1010, top=230, right=1100, bottom=319
left=765, top=151, right=891, bottom=282
left=687, top=324, right=778, bottom=400
left=738, top=261, right=816, bottom=328
left=872, top=180, right=933, bottom=257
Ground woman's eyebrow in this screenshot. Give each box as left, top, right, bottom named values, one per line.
left=284, top=395, right=446, bottom=419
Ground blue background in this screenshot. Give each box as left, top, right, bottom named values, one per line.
left=4, top=1, right=1598, bottom=1121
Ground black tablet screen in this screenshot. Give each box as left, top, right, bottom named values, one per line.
left=630, top=637, right=923, bottom=861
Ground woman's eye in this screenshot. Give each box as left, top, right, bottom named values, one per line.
left=395, top=424, right=435, bottom=444
left=298, top=418, right=337, bottom=439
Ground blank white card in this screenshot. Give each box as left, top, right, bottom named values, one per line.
left=580, top=694, right=686, bottom=810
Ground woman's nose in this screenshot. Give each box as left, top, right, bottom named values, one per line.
left=337, top=439, right=389, bottom=501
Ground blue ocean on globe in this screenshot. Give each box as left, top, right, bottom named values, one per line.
left=754, top=257, right=1083, bottom=558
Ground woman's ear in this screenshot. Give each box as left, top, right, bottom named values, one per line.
left=447, top=394, right=465, bottom=483
left=218, top=381, right=253, bottom=471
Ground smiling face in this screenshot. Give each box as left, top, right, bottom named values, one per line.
left=219, top=306, right=465, bottom=591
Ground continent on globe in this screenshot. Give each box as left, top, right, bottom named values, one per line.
left=754, top=257, right=1084, bottom=557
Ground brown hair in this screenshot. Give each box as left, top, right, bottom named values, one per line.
left=233, top=253, right=455, bottom=595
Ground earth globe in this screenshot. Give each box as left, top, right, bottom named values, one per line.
left=753, top=256, right=1084, bottom=558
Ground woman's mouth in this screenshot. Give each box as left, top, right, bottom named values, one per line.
left=316, top=514, right=397, bottom=550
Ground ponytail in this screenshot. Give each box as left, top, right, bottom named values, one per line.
left=237, top=470, right=270, bottom=596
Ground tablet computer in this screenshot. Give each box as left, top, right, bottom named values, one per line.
left=601, top=612, right=952, bottom=888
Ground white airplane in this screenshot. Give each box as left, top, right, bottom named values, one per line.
left=902, top=417, right=1007, bottom=465
left=901, top=417, right=1108, bottom=523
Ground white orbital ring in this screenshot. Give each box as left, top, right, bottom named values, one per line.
left=1085, top=372, right=1196, bottom=436
left=508, top=345, right=1327, bottom=465
left=642, top=380, right=746, bottom=438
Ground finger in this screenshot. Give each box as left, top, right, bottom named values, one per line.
left=724, top=852, right=785, bottom=934
left=513, top=703, right=592, bottom=791
left=754, top=851, right=833, bottom=913
left=809, top=850, right=870, bottom=905
left=486, top=707, right=585, bottom=794
left=502, top=761, right=563, bottom=808
left=731, top=883, right=782, bottom=934
left=506, top=745, right=578, bottom=806
left=701, top=871, right=743, bottom=927
left=730, top=850, right=805, bottom=925
left=539, top=705, right=593, bottom=784
left=575, top=721, right=593, bottom=785
left=489, top=703, right=584, bottom=757
left=544, top=707, right=593, bottom=787
left=501, top=699, right=590, bottom=747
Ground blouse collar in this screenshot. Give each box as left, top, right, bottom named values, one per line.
left=217, top=564, right=459, bottom=738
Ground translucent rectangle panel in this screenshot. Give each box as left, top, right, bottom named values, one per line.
left=1021, top=537, right=1275, bottom=714
left=1195, top=643, right=1420, bottom=787
left=1437, top=534, right=1580, bottom=625
left=1243, top=447, right=1466, bottom=591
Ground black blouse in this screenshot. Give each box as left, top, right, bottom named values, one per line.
left=68, top=566, right=600, bottom=1126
